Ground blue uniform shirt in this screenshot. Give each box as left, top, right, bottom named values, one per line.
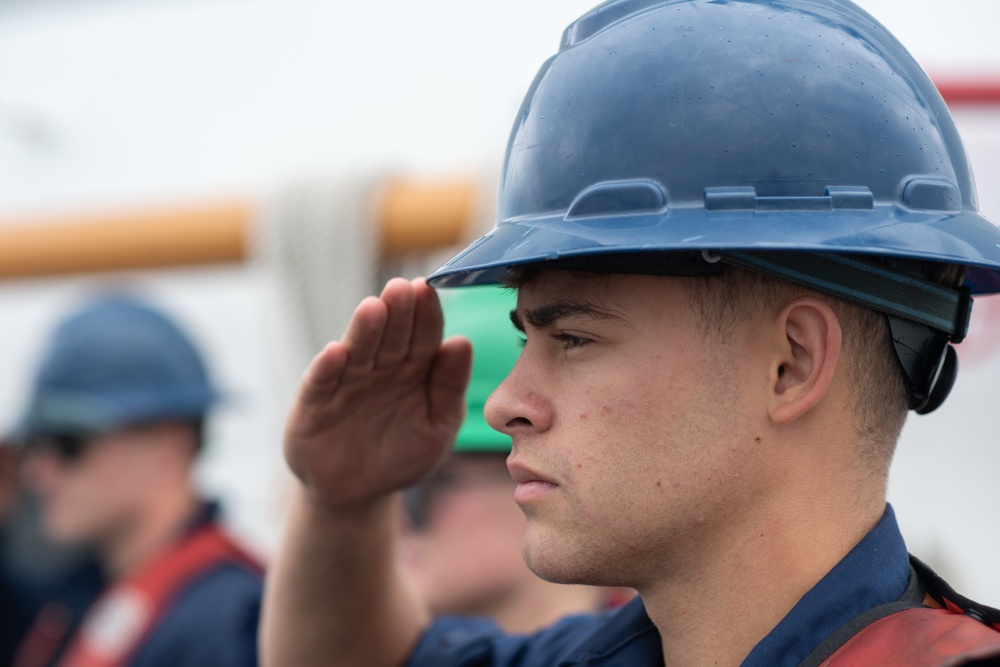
left=22, top=503, right=261, bottom=667
left=406, top=505, right=910, bottom=667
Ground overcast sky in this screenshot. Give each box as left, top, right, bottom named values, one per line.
left=0, top=0, right=997, bottom=216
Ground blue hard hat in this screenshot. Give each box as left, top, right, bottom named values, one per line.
left=15, top=294, right=219, bottom=441
left=429, top=0, right=1000, bottom=413
left=430, top=0, right=1000, bottom=290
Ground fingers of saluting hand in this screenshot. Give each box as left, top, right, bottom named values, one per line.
left=299, top=279, right=447, bottom=404
left=285, top=280, right=473, bottom=503
left=297, top=341, right=349, bottom=409
left=372, top=278, right=418, bottom=368
left=342, top=291, right=392, bottom=374
left=294, top=279, right=411, bottom=408
left=407, top=278, right=446, bottom=363
left=340, top=278, right=442, bottom=373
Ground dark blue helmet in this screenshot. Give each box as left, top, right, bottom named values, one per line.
left=16, top=294, right=219, bottom=441
left=429, top=0, right=1000, bottom=413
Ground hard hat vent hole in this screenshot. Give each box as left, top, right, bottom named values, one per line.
left=566, top=179, right=669, bottom=220
left=900, top=178, right=961, bottom=212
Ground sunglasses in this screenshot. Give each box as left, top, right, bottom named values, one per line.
left=402, top=466, right=514, bottom=531
left=29, top=434, right=92, bottom=464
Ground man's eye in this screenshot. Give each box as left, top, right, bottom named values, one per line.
left=552, top=333, right=589, bottom=350
left=516, top=335, right=527, bottom=348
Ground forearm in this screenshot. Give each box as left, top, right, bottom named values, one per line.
left=260, top=487, right=429, bottom=667
left=262, top=279, right=468, bottom=666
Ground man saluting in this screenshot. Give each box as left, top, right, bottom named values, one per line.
left=262, top=1, right=1000, bottom=665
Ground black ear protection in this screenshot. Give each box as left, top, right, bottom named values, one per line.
left=886, top=314, right=962, bottom=415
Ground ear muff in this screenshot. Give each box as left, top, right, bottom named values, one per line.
left=917, top=345, right=958, bottom=415
left=887, top=315, right=958, bottom=415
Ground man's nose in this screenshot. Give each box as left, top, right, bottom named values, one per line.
left=484, top=357, right=553, bottom=436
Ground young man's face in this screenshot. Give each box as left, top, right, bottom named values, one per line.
left=486, top=270, right=770, bottom=589
left=22, top=428, right=165, bottom=545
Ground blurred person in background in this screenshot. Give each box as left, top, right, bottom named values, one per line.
left=400, top=287, right=630, bottom=634
left=11, top=293, right=262, bottom=667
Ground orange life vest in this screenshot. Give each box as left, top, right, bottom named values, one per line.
left=805, top=557, right=1000, bottom=667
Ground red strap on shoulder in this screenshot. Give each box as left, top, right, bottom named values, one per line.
left=55, top=524, right=258, bottom=667
left=819, top=607, right=1000, bottom=667
left=12, top=602, right=75, bottom=667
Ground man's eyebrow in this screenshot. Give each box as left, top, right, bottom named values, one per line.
left=509, top=300, right=631, bottom=332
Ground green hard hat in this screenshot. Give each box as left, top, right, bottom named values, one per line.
left=440, top=286, right=520, bottom=453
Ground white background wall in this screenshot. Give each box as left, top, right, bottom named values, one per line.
left=0, top=0, right=998, bottom=601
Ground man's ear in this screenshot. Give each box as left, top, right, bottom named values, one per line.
left=768, top=297, right=842, bottom=425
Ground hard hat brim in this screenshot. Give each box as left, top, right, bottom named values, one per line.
left=11, top=387, right=220, bottom=443
left=429, top=206, right=1000, bottom=295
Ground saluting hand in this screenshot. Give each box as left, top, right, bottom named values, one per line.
left=284, top=278, right=472, bottom=511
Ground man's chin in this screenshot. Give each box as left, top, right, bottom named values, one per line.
left=522, top=533, right=585, bottom=585
left=522, top=525, right=626, bottom=587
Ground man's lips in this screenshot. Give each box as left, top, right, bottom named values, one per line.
left=507, top=461, right=558, bottom=504
left=506, top=461, right=555, bottom=485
